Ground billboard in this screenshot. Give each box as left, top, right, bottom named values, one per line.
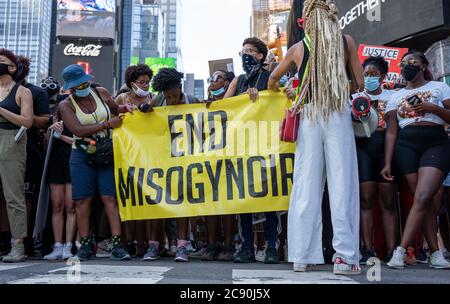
left=57, top=0, right=116, bottom=13
left=56, top=0, right=116, bottom=39
left=358, top=44, right=409, bottom=84
left=52, top=42, right=115, bottom=93
left=144, top=57, right=177, bottom=75
left=268, top=11, right=289, bottom=46
left=336, top=0, right=450, bottom=47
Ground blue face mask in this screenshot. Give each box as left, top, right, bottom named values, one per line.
left=75, top=87, right=90, bottom=98
left=364, top=76, right=381, bottom=92
left=211, top=87, right=226, bottom=96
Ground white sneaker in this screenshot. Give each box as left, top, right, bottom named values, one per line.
left=255, top=249, right=266, bottom=263
left=333, top=257, right=361, bottom=275
left=62, top=244, right=73, bottom=260
left=429, top=251, right=450, bottom=269
left=293, top=263, right=308, bottom=272
left=44, top=244, right=64, bottom=261
left=387, top=246, right=406, bottom=269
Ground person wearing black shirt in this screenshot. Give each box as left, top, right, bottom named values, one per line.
left=224, top=37, right=281, bottom=264
left=16, top=56, right=50, bottom=257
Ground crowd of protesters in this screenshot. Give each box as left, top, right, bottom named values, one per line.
left=0, top=1, right=449, bottom=275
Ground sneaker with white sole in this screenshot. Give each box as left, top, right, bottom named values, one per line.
left=175, top=246, right=189, bottom=262
left=387, top=246, right=406, bottom=269
left=96, top=239, right=112, bottom=258
left=62, top=243, right=73, bottom=260
left=429, top=251, right=450, bottom=269
left=43, top=243, right=64, bottom=261
left=293, top=263, right=308, bottom=272
left=255, top=249, right=265, bottom=263
left=333, top=257, right=361, bottom=275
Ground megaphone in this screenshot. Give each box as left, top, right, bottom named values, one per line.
left=351, top=95, right=379, bottom=138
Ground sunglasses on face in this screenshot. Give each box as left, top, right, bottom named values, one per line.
left=207, top=75, right=226, bottom=83
left=40, top=82, right=58, bottom=90
left=74, top=82, right=90, bottom=90
left=134, top=80, right=150, bottom=86
left=398, top=59, right=420, bottom=68
left=239, top=48, right=258, bottom=57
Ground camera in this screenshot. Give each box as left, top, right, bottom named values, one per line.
left=138, top=102, right=152, bottom=113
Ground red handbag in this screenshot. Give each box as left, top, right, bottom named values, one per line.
left=280, top=79, right=306, bottom=143
left=280, top=108, right=300, bottom=143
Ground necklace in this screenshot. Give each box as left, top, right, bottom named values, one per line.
left=0, top=81, right=16, bottom=102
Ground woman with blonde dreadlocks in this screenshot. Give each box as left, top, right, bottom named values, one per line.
left=268, top=0, right=364, bottom=275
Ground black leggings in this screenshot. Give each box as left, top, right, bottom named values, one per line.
left=395, top=125, right=450, bottom=176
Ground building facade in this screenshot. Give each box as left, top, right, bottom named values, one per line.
left=121, top=0, right=165, bottom=84
left=0, top=0, right=53, bottom=84
left=194, top=79, right=204, bottom=101
left=252, top=0, right=291, bottom=45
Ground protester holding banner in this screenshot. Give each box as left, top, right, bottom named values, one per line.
left=200, top=70, right=236, bottom=261
left=268, top=0, right=364, bottom=274
left=224, top=37, right=271, bottom=103
left=207, top=70, right=234, bottom=102
left=222, top=38, right=281, bottom=265
left=59, top=64, right=133, bottom=261
left=148, top=67, right=200, bottom=262
left=383, top=51, right=450, bottom=269
left=353, top=56, right=398, bottom=264
left=116, top=64, right=153, bottom=111
left=0, top=48, right=33, bottom=262
left=116, top=64, right=154, bottom=258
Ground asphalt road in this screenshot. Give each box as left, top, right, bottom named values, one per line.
left=0, top=256, right=449, bottom=284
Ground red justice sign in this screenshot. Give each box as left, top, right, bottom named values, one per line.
left=358, top=44, right=409, bottom=84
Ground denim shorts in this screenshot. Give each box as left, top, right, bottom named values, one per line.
left=69, top=149, right=116, bottom=200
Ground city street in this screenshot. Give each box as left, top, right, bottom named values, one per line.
left=1, top=257, right=449, bottom=284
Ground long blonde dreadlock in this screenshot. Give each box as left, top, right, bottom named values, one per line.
left=302, top=0, right=350, bottom=120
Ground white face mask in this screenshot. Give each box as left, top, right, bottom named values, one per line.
left=132, top=83, right=150, bottom=97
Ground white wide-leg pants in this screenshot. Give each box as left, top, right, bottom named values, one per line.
left=288, top=106, right=360, bottom=265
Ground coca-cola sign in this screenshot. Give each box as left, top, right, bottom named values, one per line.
left=63, top=44, right=102, bottom=57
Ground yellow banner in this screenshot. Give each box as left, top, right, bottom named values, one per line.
left=113, top=90, right=296, bottom=221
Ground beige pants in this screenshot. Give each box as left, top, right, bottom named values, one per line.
left=0, top=128, right=27, bottom=239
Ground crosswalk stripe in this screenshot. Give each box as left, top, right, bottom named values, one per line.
left=7, top=265, right=173, bottom=284
left=232, top=269, right=359, bottom=284
left=0, top=264, right=34, bottom=272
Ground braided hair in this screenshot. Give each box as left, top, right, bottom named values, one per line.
left=151, top=68, right=184, bottom=93
left=302, top=0, right=349, bottom=120
left=362, top=56, right=389, bottom=75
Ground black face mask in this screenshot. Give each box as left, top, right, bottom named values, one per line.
left=242, top=54, right=261, bottom=75
left=402, top=65, right=422, bottom=82
left=0, top=63, right=12, bottom=76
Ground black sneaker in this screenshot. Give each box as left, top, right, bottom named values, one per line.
left=201, top=244, right=220, bottom=261
left=323, top=247, right=336, bottom=265
left=76, top=245, right=93, bottom=261
left=233, top=247, right=255, bottom=263
left=125, top=242, right=136, bottom=257
left=111, top=244, right=132, bottom=261
left=360, top=247, right=377, bottom=265
left=416, top=248, right=428, bottom=264
left=264, top=247, right=280, bottom=264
